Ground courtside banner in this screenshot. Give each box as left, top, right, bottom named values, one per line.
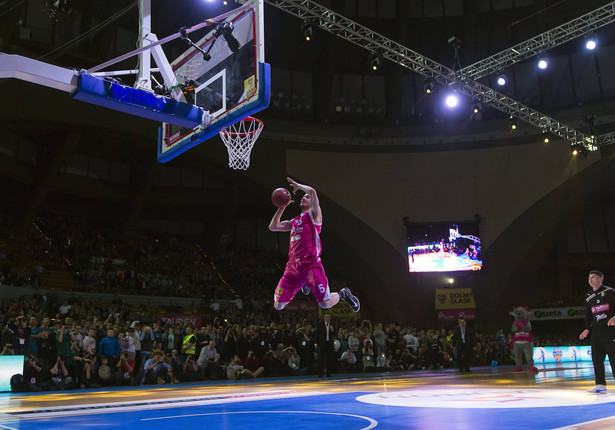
left=533, top=345, right=604, bottom=363
left=437, top=309, right=475, bottom=321
left=435, top=288, right=476, bottom=309
left=158, top=315, right=201, bottom=326
left=528, top=307, right=584, bottom=321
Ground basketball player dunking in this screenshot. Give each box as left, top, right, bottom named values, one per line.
left=269, top=177, right=360, bottom=312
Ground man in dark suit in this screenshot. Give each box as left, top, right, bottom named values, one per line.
left=316, top=313, right=336, bottom=377
left=452, top=318, right=474, bottom=372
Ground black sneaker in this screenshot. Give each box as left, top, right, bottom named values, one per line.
left=301, top=286, right=310, bottom=295
left=339, top=287, right=360, bottom=312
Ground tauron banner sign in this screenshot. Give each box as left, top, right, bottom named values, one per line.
left=435, top=288, right=476, bottom=309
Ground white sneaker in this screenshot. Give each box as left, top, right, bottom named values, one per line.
left=588, top=384, right=607, bottom=394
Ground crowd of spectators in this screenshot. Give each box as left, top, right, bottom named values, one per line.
left=1, top=292, right=584, bottom=392
left=0, top=213, right=588, bottom=392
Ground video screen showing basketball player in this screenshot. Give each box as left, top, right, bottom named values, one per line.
left=268, top=177, right=360, bottom=313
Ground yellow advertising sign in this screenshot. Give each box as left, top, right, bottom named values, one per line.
left=318, top=301, right=358, bottom=322
left=435, top=288, right=476, bottom=309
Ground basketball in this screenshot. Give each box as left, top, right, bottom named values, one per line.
left=271, top=188, right=291, bottom=207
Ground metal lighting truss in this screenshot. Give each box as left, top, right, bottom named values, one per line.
left=460, top=2, right=615, bottom=80
left=265, top=0, right=615, bottom=150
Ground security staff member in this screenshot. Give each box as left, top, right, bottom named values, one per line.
left=580, top=270, right=615, bottom=394
left=182, top=325, right=198, bottom=360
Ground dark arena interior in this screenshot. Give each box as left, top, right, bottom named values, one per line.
left=2, top=1, right=615, bottom=429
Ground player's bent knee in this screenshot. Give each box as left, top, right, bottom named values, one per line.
left=318, top=300, right=333, bottom=309
left=274, top=301, right=288, bottom=310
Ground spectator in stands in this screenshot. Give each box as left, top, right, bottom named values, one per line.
left=373, top=323, right=386, bottom=356
left=495, top=329, right=506, bottom=363
left=179, top=353, right=200, bottom=382
left=82, top=354, right=100, bottom=388
left=142, top=350, right=174, bottom=385
left=22, top=355, right=43, bottom=391
left=168, top=349, right=184, bottom=375
left=243, top=350, right=265, bottom=378
left=56, top=323, right=74, bottom=361
left=98, top=328, right=120, bottom=365
left=2, top=322, right=14, bottom=350
left=181, top=325, right=198, bottom=360
left=59, top=300, right=72, bottom=316
left=339, top=347, right=357, bottom=373
left=163, top=326, right=176, bottom=353
left=197, top=340, right=220, bottom=379
left=348, top=331, right=360, bottom=354
left=49, top=356, right=73, bottom=390
left=139, top=324, right=155, bottom=365
left=115, top=352, right=135, bottom=385
left=82, top=329, right=97, bottom=355
left=152, top=322, right=163, bottom=351
left=97, top=356, right=112, bottom=386
left=36, top=329, right=56, bottom=366
left=26, top=316, right=40, bottom=354
left=11, top=316, right=30, bottom=355
left=226, top=354, right=250, bottom=380
left=286, top=347, right=307, bottom=376
left=403, top=328, right=419, bottom=353
left=362, top=342, right=376, bottom=372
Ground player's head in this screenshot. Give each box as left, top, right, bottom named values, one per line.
left=589, top=270, right=604, bottom=290
left=300, top=193, right=311, bottom=212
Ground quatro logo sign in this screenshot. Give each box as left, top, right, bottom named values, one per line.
left=356, top=389, right=615, bottom=409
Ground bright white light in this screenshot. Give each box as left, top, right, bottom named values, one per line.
left=496, top=76, right=506, bottom=86
left=586, top=39, right=597, bottom=50
left=538, top=59, right=548, bottom=69
left=445, top=94, right=458, bottom=108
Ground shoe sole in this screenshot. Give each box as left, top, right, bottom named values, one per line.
left=341, top=288, right=360, bottom=312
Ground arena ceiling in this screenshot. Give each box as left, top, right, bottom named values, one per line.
left=2, top=0, right=615, bottom=153
left=1, top=0, right=615, bottom=221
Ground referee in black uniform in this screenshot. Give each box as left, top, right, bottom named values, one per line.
left=579, top=270, right=615, bottom=394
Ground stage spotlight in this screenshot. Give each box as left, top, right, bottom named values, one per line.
left=471, top=102, right=481, bottom=115
left=445, top=94, right=459, bottom=108
left=496, top=74, right=506, bottom=86
left=571, top=144, right=587, bottom=159
left=424, top=78, right=434, bottom=94
left=302, top=20, right=313, bottom=41
left=585, top=33, right=597, bottom=50
left=369, top=52, right=381, bottom=71
left=509, top=117, right=518, bottom=130
left=538, top=57, right=548, bottom=69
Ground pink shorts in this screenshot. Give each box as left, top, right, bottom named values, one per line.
left=274, top=257, right=330, bottom=304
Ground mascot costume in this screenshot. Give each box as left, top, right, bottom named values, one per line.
left=511, top=306, right=538, bottom=372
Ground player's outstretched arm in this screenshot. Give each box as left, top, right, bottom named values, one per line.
left=269, top=205, right=293, bottom=232
left=287, top=176, right=322, bottom=223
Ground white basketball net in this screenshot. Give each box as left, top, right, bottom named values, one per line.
left=219, top=117, right=263, bottom=170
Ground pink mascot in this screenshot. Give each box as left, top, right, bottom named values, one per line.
left=511, top=306, right=538, bottom=373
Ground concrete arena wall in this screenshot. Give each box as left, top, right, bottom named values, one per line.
left=287, top=143, right=598, bottom=254
left=284, top=141, right=601, bottom=325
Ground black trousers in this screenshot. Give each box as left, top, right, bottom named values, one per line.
left=591, top=326, right=615, bottom=385
left=319, top=341, right=335, bottom=376
left=456, top=342, right=470, bottom=371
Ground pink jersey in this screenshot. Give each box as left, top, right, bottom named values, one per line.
left=288, top=211, right=322, bottom=260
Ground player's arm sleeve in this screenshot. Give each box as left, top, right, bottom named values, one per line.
left=584, top=300, right=592, bottom=330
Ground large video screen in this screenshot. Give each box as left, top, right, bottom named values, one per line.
left=407, top=221, right=482, bottom=272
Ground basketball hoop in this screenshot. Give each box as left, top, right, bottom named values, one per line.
left=219, top=116, right=263, bottom=170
